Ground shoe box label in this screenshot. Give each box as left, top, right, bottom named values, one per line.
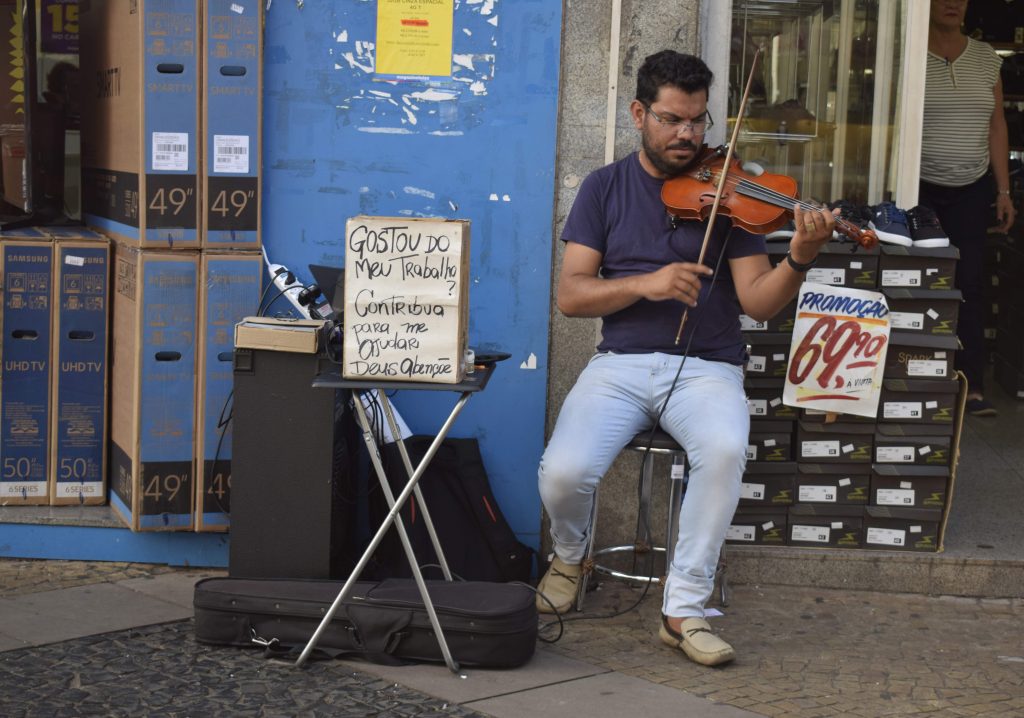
left=727, top=510, right=787, bottom=544
left=743, top=333, right=791, bottom=378
left=739, top=464, right=795, bottom=506
left=863, top=508, right=941, bottom=551
left=881, top=269, right=921, bottom=287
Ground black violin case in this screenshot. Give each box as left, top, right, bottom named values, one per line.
left=193, top=576, right=537, bottom=668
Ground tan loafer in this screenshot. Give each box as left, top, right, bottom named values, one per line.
left=659, top=615, right=735, bottom=666
left=536, top=557, right=581, bottom=614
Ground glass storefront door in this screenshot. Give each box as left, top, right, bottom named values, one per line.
left=724, top=1, right=921, bottom=207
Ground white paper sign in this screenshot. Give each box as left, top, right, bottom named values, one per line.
left=343, top=216, right=470, bottom=383
left=783, top=283, right=890, bottom=417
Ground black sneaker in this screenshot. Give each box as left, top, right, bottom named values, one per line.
left=906, top=206, right=950, bottom=248
left=966, top=397, right=997, bottom=417
left=827, top=199, right=873, bottom=240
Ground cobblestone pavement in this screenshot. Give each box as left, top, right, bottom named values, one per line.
left=3, top=558, right=1023, bottom=717
left=0, top=559, right=485, bottom=717
left=0, top=621, right=486, bottom=718
left=543, top=579, right=1024, bottom=717
left=0, top=558, right=180, bottom=597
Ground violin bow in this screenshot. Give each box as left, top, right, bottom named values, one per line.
left=674, top=48, right=762, bottom=345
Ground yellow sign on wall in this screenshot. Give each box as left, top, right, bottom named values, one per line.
left=376, top=0, right=454, bottom=78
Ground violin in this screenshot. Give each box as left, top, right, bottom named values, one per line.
left=661, top=144, right=879, bottom=251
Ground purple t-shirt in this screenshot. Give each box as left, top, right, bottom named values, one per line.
left=561, top=152, right=766, bottom=364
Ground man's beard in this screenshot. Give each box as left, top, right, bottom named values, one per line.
left=642, top=133, right=699, bottom=177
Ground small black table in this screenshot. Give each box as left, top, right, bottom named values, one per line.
left=296, top=364, right=496, bottom=672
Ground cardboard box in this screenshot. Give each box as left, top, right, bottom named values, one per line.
left=195, top=252, right=262, bottom=531
left=726, top=508, right=787, bottom=545
left=870, top=464, right=950, bottom=509
left=80, top=1, right=200, bottom=248
left=109, top=244, right=198, bottom=530
left=877, top=378, right=959, bottom=432
left=878, top=245, right=958, bottom=289
left=873, top=424, right=953, bottom=466
left=746, top=379, right=798, bottom=421
left=787, top=504, right=863, bottom=548
left=747, top=419, right=794, bottom=462
left=796, top=421, right=873, bottom=463
left=234, top=317, right=326, bottom=354
left=796, top=463, right=870, bottom=505
left=201, top=0, right=262, bottom=249
left=0, top=239, right=53, bottom=504
left=739, top=461, right=796, bottom=507
left=743, top=332, right=791, bottom=379
left=767, top=239, right=879, bottom=288
left=50, top=237, right=111, bottom=505
left=863, top=507, right=942, bottom=552
left=883, top=288, right=961, bottom=336
left=2, top=132, right=26, bottom=210
left=885, top=332, right=958, bottom=379
left=342, top=216, right=470, bottom=384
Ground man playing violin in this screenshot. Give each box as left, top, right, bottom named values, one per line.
left=536, top=50, right=835, bottom=667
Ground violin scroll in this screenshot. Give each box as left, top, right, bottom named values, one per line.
left=833, top=217, right=879, bottom=251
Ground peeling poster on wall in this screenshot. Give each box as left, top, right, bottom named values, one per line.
left=376, top=0, right=454, bottom=80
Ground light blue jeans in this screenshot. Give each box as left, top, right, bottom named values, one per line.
left=538, top=352, right=749, bottom=619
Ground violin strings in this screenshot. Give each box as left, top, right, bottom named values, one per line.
left=702, top=172, right=864, bottom=236
left=702, top=170, right=822, bottom=212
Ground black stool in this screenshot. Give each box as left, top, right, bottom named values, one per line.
left=576, top=429, right=729, bottom=611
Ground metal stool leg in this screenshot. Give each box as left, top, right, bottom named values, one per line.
left=574, top=487, right=600, bottom=612
left=663, top=451, right=687, bottom=581
left=592, top=446, right=667, bottom=584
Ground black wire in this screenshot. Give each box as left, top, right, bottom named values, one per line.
left=539, top=218, right=736, bottom=636
left=257, top=269, right=292, bottom=314
left=260, top=283, right=310, bottom=317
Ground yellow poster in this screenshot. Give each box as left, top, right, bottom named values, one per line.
left=376, top=0, right=454, bottom=78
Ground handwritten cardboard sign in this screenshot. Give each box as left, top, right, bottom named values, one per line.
left=783, top=283, right=891, bottom=418
left=343, top=216, right=470, bottom=383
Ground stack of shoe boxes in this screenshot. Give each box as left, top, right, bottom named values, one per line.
left=0, top=227, right=110, bottom=508
left=727, top=232, right=965, bottom=551
left=992, top=238, right=1024, bottom=398
left=80, top=0, right=262, bottom=532
left=728, top=240, right=800, bottom=546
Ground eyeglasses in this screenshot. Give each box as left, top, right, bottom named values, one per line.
left=643, top=104, right=714, bottom=134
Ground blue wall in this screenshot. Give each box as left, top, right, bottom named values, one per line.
left=261, top=0, right=563, bottom=550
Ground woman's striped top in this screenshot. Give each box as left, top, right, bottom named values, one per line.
left=920, top=37, right=1003, bottom=188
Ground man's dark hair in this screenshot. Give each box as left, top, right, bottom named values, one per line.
left=636, top=50, right=713, bottom=104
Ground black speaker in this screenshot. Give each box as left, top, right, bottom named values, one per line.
left=229, top=349, right=358, bottom=579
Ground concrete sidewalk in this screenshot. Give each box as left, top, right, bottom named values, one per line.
left=1, top=558, right=1021, bottom=717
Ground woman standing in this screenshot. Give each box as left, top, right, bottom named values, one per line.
left=920, top=0, right=1017, bottom=417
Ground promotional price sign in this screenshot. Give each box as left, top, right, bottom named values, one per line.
left=42, top=0, right=80, bottom=54
left=783, top=283, right=890, bottom=418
